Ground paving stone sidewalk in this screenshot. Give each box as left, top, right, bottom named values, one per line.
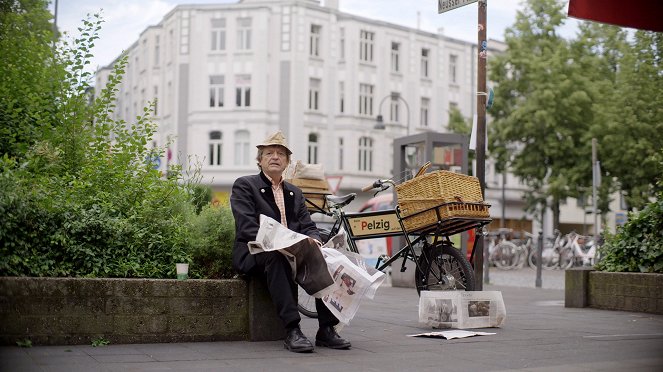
left=1, top=269, right=662, bottom=372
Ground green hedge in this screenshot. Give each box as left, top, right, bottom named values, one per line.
left=596, top=195, right=663, bottom=273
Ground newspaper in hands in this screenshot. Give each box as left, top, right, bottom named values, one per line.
left=248, top=214, right=310, bottom=254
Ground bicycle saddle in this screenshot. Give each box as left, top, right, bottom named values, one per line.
left=326, top=193, right=356, bottom=208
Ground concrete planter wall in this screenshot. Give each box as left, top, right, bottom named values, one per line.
left=0, top=277, right=284, bottom=346
left=565, top=268, right=663, bottom=314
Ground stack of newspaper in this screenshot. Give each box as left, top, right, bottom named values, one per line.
left=248, top=215, right=386, bottom=324
left=418, top=290, right=506, bottom=329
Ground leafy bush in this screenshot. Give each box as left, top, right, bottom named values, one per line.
left=595, top=195, right=663, bottom=273
left=0, top=9, right=235, bottom=279
left=188, top=205, right=236, bottom=279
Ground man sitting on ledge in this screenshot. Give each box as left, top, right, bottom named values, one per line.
left=230, top=131, right=351, bottom=353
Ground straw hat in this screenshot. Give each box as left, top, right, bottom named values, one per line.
left=256, top=131, right=292, bottom=155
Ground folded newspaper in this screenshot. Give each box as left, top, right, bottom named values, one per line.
left=419, top=290, right=506, bottom=329
left=248, top=214, right=386, bottom=324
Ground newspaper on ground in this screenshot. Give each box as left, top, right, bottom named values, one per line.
left=248, top=215, right=386, bottom=324
left=408, top=330, right=496, bottom=339
left=419, top=290, right=506, bottom=329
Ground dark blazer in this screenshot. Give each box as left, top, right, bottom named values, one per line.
left=230, top=172, right=321, bottom=274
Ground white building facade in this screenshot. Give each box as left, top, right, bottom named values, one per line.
left=96, top=0, right=615, bottom=235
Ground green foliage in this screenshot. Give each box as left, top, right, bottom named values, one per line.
left=16, top=339, right=32, bottom=348
left=590, top=31, right=663, bottom=210
left=489, top=0, right=593, bottom=224
left=191, top=184, right=213, bottom=214
left=0, top=0, right=59, bottom=158
left=489, top=0, right=663, bottom=228
left=188, top=205, right=236, bottom=279
left=0, top=7, right=235, bottom=279
left=91, top=336, right=110, bottom=347
left=595, top=196, right=663, bottom=273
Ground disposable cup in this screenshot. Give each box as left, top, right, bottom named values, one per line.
left=176, top=263, right=189, bottom=280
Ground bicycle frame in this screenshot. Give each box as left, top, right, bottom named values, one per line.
left=321, top=198, right=489, bottom=278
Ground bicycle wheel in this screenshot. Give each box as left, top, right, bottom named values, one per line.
left=558, top=247, right=574, bottom=270
left=415, top=242, right=475, bottom=295
left=297, top=228, right=331, bottom=318
left=297, top=285, right=318, bottom=318
left=494, top=241, right=519, bottom=270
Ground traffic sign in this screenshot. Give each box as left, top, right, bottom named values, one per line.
left=438, top=0, right=478, bottom=14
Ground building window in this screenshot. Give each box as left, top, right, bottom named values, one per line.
left=235, top=74, right=251, bottom=107
left=211, top=18, right=226, bottom=51
left=358, top=83, right=373, bottom=116
left=421, top=48, right=430, bottom=78
left=209, top=75, right=224, bottom=108
left=308, top=78, right=320, bottom=111
left=209, top=131, right=222, bottom=166
left=420, top=97, right=430, bottom=127
left=234, top=130, right=250, bottom=166
left=310, top=24, right=321, bottom=57
left=154, top=35, right=160, bottom=65
left=391, top=42, right=400, bottom=72
left=339, top=27, right=345, bottom=60
left=339, top=82, right=345, bottom=114
left=338, top=137, right=344, bottom=171
left=359, top=30, right=374, bottom=62
left=308, top=133, right=319, bottom=164
left=390, top=93, right=400, bottom=123
left=358, top=137, right=373, bottom=172
left=449, top=54, right=458, bottom=84
left=237, top=17, right=252, bottom=50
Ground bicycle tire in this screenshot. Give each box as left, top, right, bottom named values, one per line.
left=558, top=247, right=574, bottom=270
left=494, top=241, right=519, bottom=270
left=415, top=242, right=475, bottom=295
left=297, top=228, right=332, bottom=318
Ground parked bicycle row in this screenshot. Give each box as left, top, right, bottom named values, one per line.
left=485, top=228, right=600, bottom=270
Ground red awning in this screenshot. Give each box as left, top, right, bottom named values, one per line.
left=568, top=0, right=663, bottom=32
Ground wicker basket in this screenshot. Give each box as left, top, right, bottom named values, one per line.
left=396, top=170, right=490, bottom=232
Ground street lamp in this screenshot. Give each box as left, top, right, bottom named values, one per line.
left=374, top=92, right=410, bottom=135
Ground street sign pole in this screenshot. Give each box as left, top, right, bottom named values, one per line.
left=438, top=0, right=485, bottom=291
left=475, top=0, right=487, bottom=290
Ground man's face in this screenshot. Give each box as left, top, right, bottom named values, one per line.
left=259, top=145, right=289, bottom=177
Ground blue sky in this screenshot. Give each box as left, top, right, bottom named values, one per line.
left=51, top=0, right=579, bottom=71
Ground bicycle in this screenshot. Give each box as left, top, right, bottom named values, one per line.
left=527, top=229, right=573, bottom=270
left=486, top=228, right=524, bottom=270
left=297, top=174, right=492, bottom=318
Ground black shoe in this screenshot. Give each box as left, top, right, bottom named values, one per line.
left=315, top=326, right=351, bottom=349
left=284, top=327, right=314, bottom=353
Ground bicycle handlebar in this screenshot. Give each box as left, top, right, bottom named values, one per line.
left=361, top=179, right=396, bottom=192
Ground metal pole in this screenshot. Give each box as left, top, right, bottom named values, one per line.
left=592, top=138, right=598, bottom=237
left=536, top=231, right=543, bottom=288
left=501, top=170, right=506, bottom=228
left=475, top=0, right=487, bottom=291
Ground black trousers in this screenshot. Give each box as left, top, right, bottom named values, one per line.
left=250, top=250, right=338, bottom=330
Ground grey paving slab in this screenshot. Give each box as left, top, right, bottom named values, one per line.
left=1, top=268, right=662, bottom=372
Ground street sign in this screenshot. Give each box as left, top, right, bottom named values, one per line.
left=438, top=0, right=478, bottom=13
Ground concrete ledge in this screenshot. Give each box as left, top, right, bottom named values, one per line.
left=0, top=277, right=285, bottom=346
left=565, top=270, right=663, bottom=314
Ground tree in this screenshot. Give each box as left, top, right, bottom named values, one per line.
left=0, top=0, right=59, bottom=159
left=489, top=0, right=595, bottom=228
left=592, top=31, right=663, bottom=210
